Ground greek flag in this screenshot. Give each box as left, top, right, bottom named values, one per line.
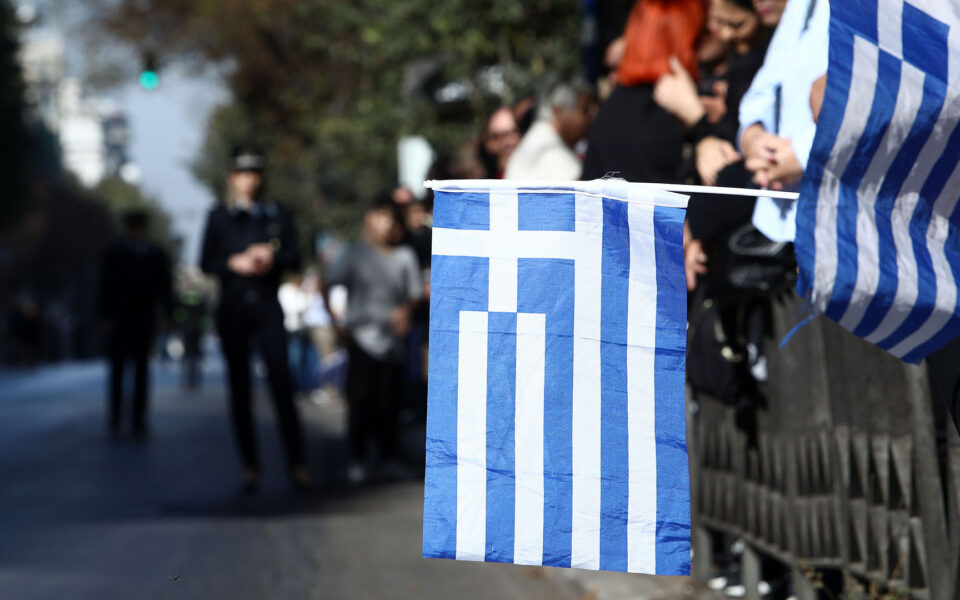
left=421, top=180, right=690, bottom=575
left=796, top=0, right=960, bottom=362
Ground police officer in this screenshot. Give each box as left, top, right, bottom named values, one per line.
left=199, top=145, right=312, bottom=493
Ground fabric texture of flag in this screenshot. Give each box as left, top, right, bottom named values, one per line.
left=421, top=179, right=690, bottom=575
left=796, top=0, right=960, bottom=362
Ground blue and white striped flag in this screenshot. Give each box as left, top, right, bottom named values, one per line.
left=421, top=180, right=690, bottom=575
left=796, top=0, right=960, bottom=362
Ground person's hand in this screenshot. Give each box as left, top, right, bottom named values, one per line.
left=684, top=238, right=708, bottom=291
left=695, top=136, right=741, bottom=186
left=227, top=252, right=257, bottom=275
left=653, top=56, right=705, bottom=128
left=749, top=133, right=803, bottom=190
left=390, top=305, right=412, bottom=336
left=246, top=243, right=275, bottom=275
left=700, top=80, right=728, bottom=124
left=740, top=123, right=766, bottom=164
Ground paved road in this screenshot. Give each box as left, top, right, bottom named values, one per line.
left=0, top=360, right=576, bottom=599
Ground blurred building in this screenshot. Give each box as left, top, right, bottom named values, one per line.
left=19, top=34, right=137, bottom=187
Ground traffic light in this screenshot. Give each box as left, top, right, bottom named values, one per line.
left=139, top=51, right=160, bottom=90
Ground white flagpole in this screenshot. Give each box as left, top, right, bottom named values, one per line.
left=424, top=180, right=800, bottom=201
left=635, top=183, right=799, bottom=201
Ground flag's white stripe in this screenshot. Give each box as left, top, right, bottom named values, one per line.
left=866, top=79, right=960, bottom=344
left=877, top=0, right=903, bottom=59
left=432, top=228, right=580, bottom=262
left=571, top=192, right=603, bottom=569
left=812, top=37, right=880, bottom=311
left=889, top=157, right=960, bottom=357
left=626, top=200, right=657, bottom=574
left=840, top=62, right=926, bottom=331
left=456, top=311, right=488, bottom=561
left=488, top=190, right=519, bottom=313
left=514, top=312, right=546, bottom=566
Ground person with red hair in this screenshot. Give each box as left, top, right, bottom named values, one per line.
left=582, top=0, right=706, bottom=183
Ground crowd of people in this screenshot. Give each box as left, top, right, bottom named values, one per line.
left=102, top=0, right=829, bottom=513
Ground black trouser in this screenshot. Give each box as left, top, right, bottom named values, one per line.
left=108, top=329, right=152, bottom=430
left=217, top=301, right=305, bottom=470
left=346, top=344, right=403, bottom=462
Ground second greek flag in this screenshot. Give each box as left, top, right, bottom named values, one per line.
left=421, top=179, right=690, bottom=575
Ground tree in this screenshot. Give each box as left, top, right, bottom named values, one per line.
left=0, top=0, right=30, bottom=228
left=90, top=0, right=583, bottom=239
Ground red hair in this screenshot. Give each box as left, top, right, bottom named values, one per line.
left=617, top=0, right=706, bottom=86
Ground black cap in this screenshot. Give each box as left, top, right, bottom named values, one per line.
left=231, top=145, right=265, bottom=172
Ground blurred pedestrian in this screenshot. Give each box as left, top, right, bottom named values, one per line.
left=278, top=273, right=316, bottom=398
left=505, top=78, right=594, bottom=181
left=323, top=199, right=422, bottom=483
left=199, top=145, right=313, bottom=493
left=582, top=0, right=706, bottom=183
left=480, top=107, right=521, bottom=178
left=99, top=210, right=172, bottom=437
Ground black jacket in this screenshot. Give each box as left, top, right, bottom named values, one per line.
left=199, top=202, right=301, bottom=308
left=99, top=239, right=172, bottom=331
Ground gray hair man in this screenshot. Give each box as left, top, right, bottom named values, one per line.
left=505, top=78, right=594, bottom=181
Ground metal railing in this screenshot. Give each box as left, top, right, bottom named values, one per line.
left=689, top=293, right=960, bottom=600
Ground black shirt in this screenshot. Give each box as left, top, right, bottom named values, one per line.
left=199, top=202, right=301, bottom=308
left=582, top=84, right=687, bottom=184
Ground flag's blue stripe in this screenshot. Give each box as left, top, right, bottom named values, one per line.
left=886, top=119, right=960, bottom=356
left=901, top=3, right=949, bottom=83
left=825, top=51, right=901, bottom=321
left=902, top=205, right=960, bottom=362
left=796, top=22, right=856, bottom=299
left=433, top=190, right=491, bottom=230
left=486, top=312, right=517, bottom=563
left=833, top=0, right=877, bottom=45
left=853, top=71, right=948, bottom=338
left=652, top=205, right=690, bottom=576
left=599, top=198, right=630, bottom=572
left=423, top=255, right=489, bottom=560
left=518, top=258, right=575, bottom=568
left=519, top=192, right=576, bottom=231
left=874, top=6, right=952, bottom=353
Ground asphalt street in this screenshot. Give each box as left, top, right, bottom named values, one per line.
left=0, top=359, right=578, bottom=600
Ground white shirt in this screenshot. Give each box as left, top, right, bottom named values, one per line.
left=278, top=282, right=308, bottom=333
left=504, top=121, right=581, bottom=181
left=738, top=0, right=829, bottom=241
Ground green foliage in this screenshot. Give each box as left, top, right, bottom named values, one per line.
left=92, top=0, right=583, bottom=240
left=92, top=177, right=181, bottom=260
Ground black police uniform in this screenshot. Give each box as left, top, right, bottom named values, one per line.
left=199, top=201, right=306, bottom=471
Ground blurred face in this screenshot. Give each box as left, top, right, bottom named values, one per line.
left=709, top=0, right=760, bottom=51
left=229, top=170, right=262, bottom=200
left=483, top=108, right=520, bottom=166
left=364, top=208, right=397, bottom=246
left=752, top=0, right=786, bottom=28
left=554, top=93, right=594, bottom=147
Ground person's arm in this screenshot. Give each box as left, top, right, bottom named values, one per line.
left=736, top=0, right=807, bottom=150
left=199, top=210, right=229, bottom=277
left=390, top=249, right=423, bottom=336
left=272, top=207, right=301, bottom=272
